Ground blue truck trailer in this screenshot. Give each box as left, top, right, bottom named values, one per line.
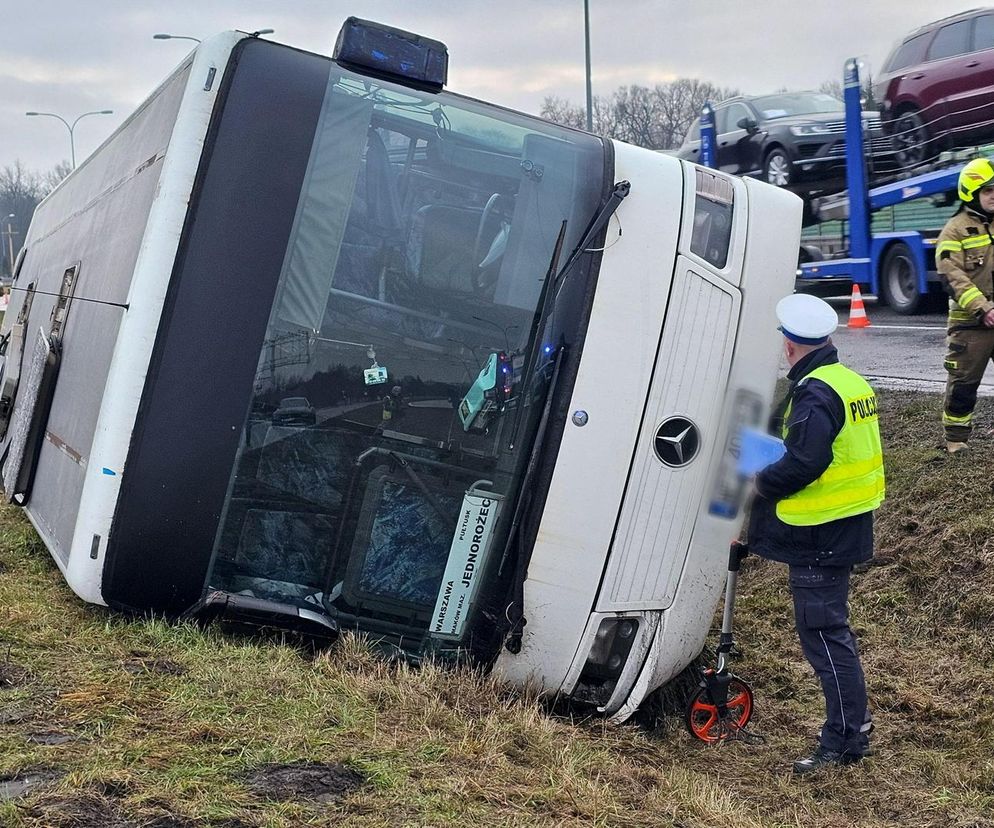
left=797, top=59, right=969, bottom=315
left=700, top=58, right=978, bottom=315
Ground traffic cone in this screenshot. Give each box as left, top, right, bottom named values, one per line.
left=848, top=284, right=871, bottom=328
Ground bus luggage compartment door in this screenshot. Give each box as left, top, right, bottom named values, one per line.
left=1, top=328, right=62, bottom=505
left=595, top=261, right=740, bottom=613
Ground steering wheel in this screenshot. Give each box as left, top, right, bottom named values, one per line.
left=472, top=193, right=509, bottom=293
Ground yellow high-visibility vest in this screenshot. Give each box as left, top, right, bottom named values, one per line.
left=776, top=363, right=885, bottom=526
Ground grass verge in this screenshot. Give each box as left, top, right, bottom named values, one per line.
left=0, top=390, right=992, bottom=827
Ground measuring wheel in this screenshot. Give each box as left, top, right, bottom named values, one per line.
left=686, top=673, right=754, bottom=743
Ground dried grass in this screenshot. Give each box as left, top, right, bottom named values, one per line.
left=0, top=391, right=991, bottom=827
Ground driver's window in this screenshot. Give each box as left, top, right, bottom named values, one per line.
left=723, top=104, right=750, bottom=134
left=715, top=107, right=730, bottom=135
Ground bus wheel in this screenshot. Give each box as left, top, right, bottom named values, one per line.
left=879, top=242, right=924, bottom=315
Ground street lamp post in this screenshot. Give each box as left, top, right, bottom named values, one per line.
left=25, top=110, right=114, bottom=169
left=152, top=33, right=201, bottom=43
left=584, top=0, right=593, bottom=132
left=153, top=29, right=272, bottom=43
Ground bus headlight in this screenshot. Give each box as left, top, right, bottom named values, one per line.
left=575, top=617, right=641, bottom=707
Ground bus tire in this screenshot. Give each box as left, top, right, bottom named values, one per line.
left=879, top=241, right=924, bottom=315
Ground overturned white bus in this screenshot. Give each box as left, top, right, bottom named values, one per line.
left=0, top=20, right=801, bottom=720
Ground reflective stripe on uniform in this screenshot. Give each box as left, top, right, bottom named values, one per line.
left=959, top=286, right=985, bottom=308
left=961, top=234, right=993, bottom=250
left=937, top=234, right=992, bottom=255
left=777, top=363, right=886, bottom=527
left=777, top=480, right=886, bottom=517
left=943, top=411, right=973, bottom=425
left=812, top=455, right=886, bottom=485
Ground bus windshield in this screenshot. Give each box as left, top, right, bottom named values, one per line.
left=205, top=63, right=607, bottom=652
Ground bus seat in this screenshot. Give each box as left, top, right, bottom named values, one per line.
left=406, top=203, right=482, bottom=293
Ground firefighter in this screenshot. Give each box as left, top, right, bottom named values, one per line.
left=937, top=157, right=994, bottom=453
left=749, top=293, right=885, bottom=774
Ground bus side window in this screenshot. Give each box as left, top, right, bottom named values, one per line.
left=690, top=169, right=734, bottom=269
left=12, top=246, right=27, bottom=284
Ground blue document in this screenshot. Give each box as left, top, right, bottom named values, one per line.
left=737, top=427, right=786, bottom=476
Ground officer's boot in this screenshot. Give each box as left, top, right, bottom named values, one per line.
left=793, top=745, right=865, bottom=774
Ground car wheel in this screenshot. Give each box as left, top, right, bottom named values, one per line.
left=879, top=241, right=924, bottom=315
left=891, top=108, right=929, bottom=168
left=763, top=149, right=792, bottom=187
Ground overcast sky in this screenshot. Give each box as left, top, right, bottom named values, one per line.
left=0, top=1, right=983, bottom=172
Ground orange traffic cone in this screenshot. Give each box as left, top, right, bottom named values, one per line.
left=848, top=284, right=871, bottom=328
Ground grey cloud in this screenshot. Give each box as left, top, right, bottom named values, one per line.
left=0, top=0, right=981, bottom=172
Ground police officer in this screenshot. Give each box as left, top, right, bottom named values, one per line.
left=937, top=158, right=994, bottom=453
left=749, top=293, right=885, bottom=774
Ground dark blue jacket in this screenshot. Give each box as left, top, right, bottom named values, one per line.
left=748, top=343, right=874, bottom=568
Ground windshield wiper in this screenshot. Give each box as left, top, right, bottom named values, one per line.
left=497, top=180, right=631, bottom=654
left=507, top=180, right=631, bottom=450
left=553, top=180, right=630, bottom=287
left=505, top=218, right=570, bottom=450
left=498, top=343, right=566, bottom=654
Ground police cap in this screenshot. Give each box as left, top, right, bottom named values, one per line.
left=775, top=293, right=838, bottom=345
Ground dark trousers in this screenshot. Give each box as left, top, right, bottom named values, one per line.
left=788, top=565, right=869, bottom=755
left=943, top=326, right=994, bottom=442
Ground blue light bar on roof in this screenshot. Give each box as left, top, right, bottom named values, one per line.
left=333, top=17, right=448, bottom=92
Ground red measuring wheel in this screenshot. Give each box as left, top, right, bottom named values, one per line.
left=686, top=675, right=754, bottom=743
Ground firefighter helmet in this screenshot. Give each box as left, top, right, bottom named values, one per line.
left=958, top=158, right=994, bottom=202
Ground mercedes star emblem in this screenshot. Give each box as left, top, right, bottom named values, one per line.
left=654, top=417, right=700, bottom=467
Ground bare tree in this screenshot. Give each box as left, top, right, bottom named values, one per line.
left=0, top=162, right=45, bottom=278
left=41, top=161, right=73, bottom=196
left=861, top=67, right=878, bottom=111
left=611, top=85, right=664, bottom=148
left=818, top=75, right=878, bottom=109
left=541, top=96, right=587, bottom=130
left=657, top=79, right=740, bottom=149
left=543, top=78, right=739, bottom=151
left=0, top=162, right=43, bottom=210
left=818, top=79, right=844, bottom=100
left=541, top=94, right=615, bottom=136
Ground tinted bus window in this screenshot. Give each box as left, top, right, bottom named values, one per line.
left=205, top=64, right=606, bottom=644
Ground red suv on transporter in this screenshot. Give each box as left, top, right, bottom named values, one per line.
left=875, top=8, right=994, bottom=166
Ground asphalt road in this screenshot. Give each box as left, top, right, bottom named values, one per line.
left=825, top=295, right=994, bottom=396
